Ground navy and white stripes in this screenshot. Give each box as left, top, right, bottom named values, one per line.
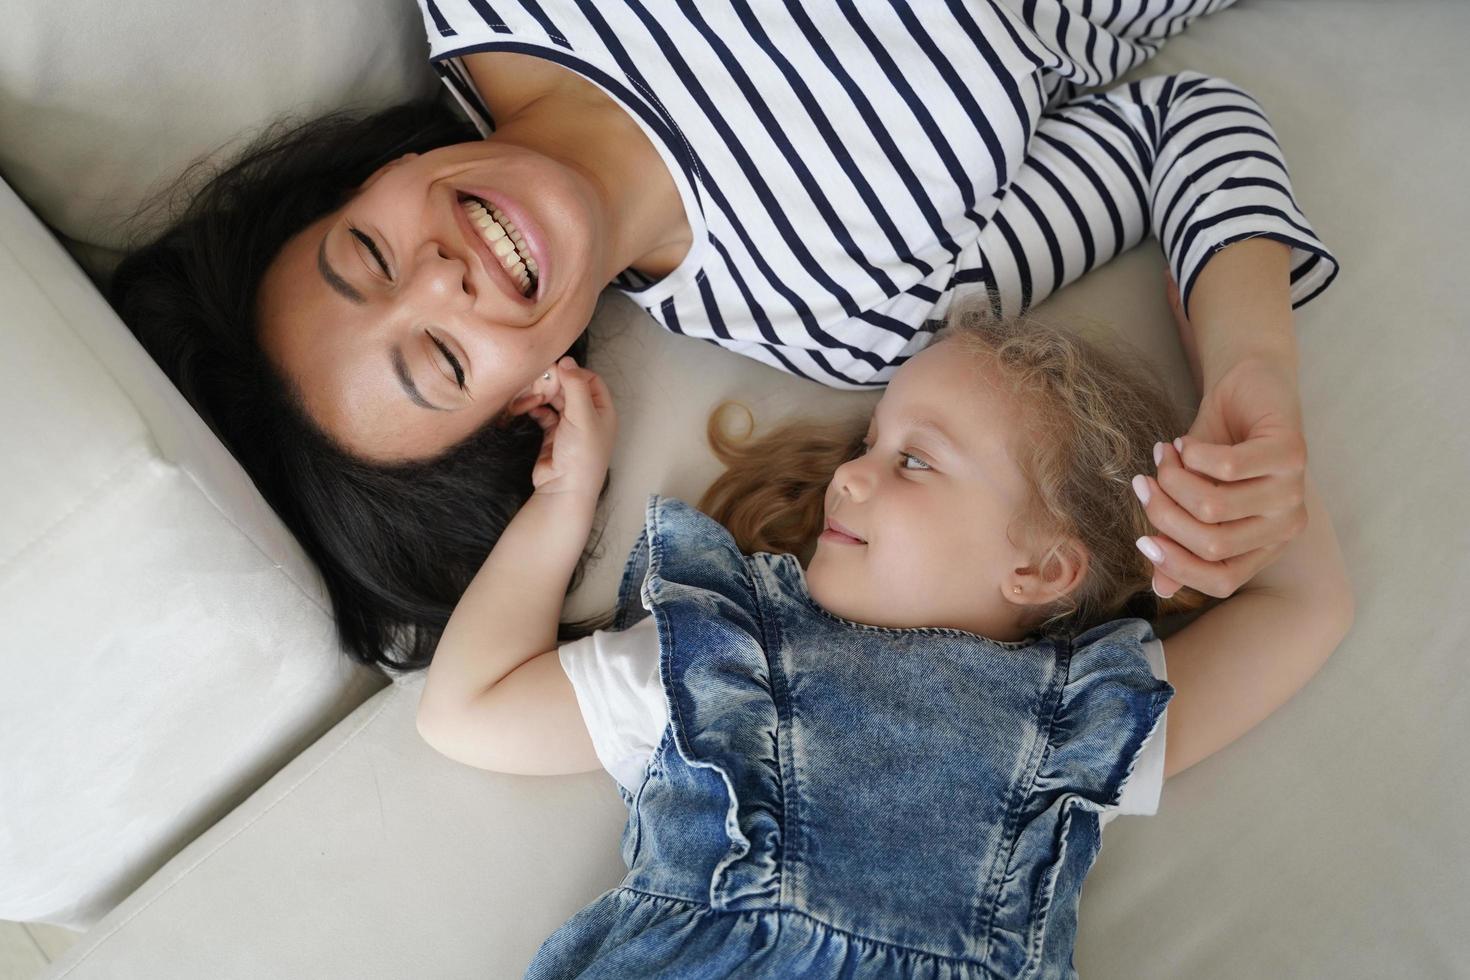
left=420, top=0, right=1338, bottom=389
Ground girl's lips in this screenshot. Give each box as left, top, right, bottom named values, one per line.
left=821, top=517, right=866, bottom=545
left=453, top=194, right=534, bottom=307
left=457, top=185, right=548, bottom=303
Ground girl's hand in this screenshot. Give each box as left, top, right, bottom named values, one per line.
left=1134, top=276, right=1308, bottom=598
left=527, top=357, right=617, bottom=502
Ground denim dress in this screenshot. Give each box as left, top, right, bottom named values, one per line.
left=527, top=497, right=1173, bottom=979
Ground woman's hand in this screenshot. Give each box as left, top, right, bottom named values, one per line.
left=1134, top=275, right=1309, bottom=598
left=527, top=357, right=617, bottom=502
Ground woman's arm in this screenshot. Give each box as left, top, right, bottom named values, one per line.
left=968, top=72, right=1337, bottom=598
left=1147, top=239, right=1312, bottom=600
left=416, top=359, right=615, bottom=774
left=1140, top=446, right=1354, bottom=779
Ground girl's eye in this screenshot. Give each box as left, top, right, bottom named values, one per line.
left=349, top=225, right=391, bottom=279
left=901, top=452, right=931, bottom=471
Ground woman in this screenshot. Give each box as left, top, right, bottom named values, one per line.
left=111, top=0, right=1336, bottom=669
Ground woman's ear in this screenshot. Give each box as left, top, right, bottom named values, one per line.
left=358, top=152, right=421, bottom=192
left=505, top=369, right=563, bottom=417
left=1005, top=538, right=1089, bottom=607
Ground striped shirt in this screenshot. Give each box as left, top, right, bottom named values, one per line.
left=418, top=0, right=1338, bottom=388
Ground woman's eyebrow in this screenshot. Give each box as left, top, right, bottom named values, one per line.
left=317, top=229, right=365, bottom=305
left=390, top=347, right=447, bottom=412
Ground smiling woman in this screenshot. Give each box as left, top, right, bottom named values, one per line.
left=109, top=0, right=1343, bottom=674
left=109, top=100, right=600, bottom=670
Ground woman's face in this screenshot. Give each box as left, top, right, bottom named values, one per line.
left=804, top=339, right=1046, bottom=636
left=256, top=142, right=613, bottom=461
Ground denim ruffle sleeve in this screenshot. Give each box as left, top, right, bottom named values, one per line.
left=1035, top=618, right=1175, bottom=809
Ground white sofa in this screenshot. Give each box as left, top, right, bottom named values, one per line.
left=3, top=1, right=1467, bottom=977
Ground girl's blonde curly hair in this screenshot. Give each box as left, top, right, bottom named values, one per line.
left=698, top=295, right=1208, bottom=636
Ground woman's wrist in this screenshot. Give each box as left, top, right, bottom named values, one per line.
left=1186, top=238, right=1298, bottom=389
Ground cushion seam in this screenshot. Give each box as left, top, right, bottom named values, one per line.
left=48, top=685, right=404, bottom=976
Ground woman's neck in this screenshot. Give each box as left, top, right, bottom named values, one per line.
left=466, top=51, right=692, bottom=281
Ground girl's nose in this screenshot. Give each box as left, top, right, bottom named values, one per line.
left=833, top=456, right=873, bottom=502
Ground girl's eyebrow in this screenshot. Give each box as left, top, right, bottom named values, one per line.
left=902, top=416, right=960, bottom=453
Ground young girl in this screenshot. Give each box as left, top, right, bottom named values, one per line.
left=417, top=291, right=1353, bottom=978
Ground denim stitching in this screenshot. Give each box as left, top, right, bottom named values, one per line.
left=749, top=555, right=798, bottom=910
left=971, top=636, right=1070, bottom=964
left=613, top=886, right=1016, bottom=975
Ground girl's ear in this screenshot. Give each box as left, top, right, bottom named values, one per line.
left=1005, top=538, right=1089, bottom=607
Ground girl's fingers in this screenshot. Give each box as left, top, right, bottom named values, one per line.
left=585, top=370, right=616, bottom=418
left=1176, top=431, right=1306, bottom=483
left=555, top=358, right=616, bottom=430
left=556, top=358, right=596, bottom=426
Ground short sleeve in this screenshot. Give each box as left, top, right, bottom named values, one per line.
left=557, top=617, right=669, bottom=794
left=1099, top=637, right=1168, bottom=830
left=1036, top=620, right=1174, bottom=828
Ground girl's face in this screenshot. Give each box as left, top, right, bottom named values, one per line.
left=805, top=339, right=1057, bottom=639
left=256, top=142, right=611, bottom=461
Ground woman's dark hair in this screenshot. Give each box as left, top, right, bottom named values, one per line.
left=109, top=98, right=600, bottom=672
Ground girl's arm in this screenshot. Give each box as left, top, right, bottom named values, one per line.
left=416, top=358, right=615, bottom=775
left=1140, top=445, right=1354, bottom=779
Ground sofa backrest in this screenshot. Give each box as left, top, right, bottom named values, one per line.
left=0, top=0, right=441, bottom=926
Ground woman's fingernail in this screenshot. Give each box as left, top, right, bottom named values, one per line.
left=1136, top=536, right=1165, bottom=563
left=1153, top=442, right=1164, bottom=467
left=1152, top=583, right=1177, bottom=600
left=1173, top=437, right=1184, bottom=455
left=1131, top=474, right=1151, bottom=507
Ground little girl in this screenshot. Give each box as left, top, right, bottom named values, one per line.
left=417, top=293, right=1353, bottom=978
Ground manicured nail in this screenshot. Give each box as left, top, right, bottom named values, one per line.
left=1152, top=583, right=1177, bottom=600
left=1136, top=536, right=1164, bottom=563
left=1131, top=474, right=1151, bottom=506
left=1173, top=437, right=1184, bottom=455
left=1153, top=442, right=1163, bottom=467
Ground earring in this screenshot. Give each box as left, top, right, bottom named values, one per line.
left=1012, top=586, right=1022, bottom=595
left=542, top=371, right=552, bottom=381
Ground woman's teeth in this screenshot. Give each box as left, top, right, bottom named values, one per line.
left=460, top=197, right=539, bottom=296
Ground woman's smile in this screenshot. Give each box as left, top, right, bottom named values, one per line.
left=452, top=191, right=536, bottom=306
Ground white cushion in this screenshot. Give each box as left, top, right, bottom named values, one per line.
left=0, top=0, right=439, bottom=278
left=0, top=175, right=385, bottom=928
left=0, top=0, right=442, bottom=926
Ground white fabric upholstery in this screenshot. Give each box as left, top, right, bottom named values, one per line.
left=0, top=173, right=385, bottom=928
left=0, top=0, right=439, bottom=280
left=13, top=0, right=1470, bottom=976
left=0, top=0, right=441, bottom=926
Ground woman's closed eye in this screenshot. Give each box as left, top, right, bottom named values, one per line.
left=349, top=225, right=391, bottom=280
left=427, top=331, right=466, bottom=390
